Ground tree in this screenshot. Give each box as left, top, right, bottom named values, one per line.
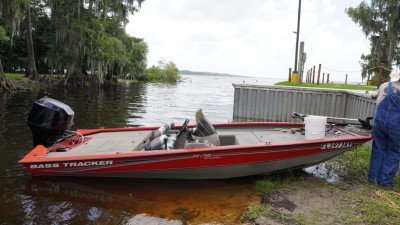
left=25, top=0, right=38, bottom=80
left=144, top=60, right=180, bottom=82
left=1, top=0, right=147, bottom=88
left=0, top=27, right=17, bottom=91
left=360, top=54, right=377, bottom=82
left=0, top=0, right=21, bottom=92
left=0, top=0, right=39, bottom=81
left=46, top=0, right=145, bottom=86
left=346, top=1, right=400, bottom=81
left=122, top=36, right=148, bottom=80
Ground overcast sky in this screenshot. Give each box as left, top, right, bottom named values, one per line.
left=126, top=0, right=370, bottom=82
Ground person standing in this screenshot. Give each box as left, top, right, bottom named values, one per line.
left=369, top=70, right=400, bottom=187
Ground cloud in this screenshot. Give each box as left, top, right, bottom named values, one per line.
left=127, top=0, right=370, bottom=81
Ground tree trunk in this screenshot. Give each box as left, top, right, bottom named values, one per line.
left=0, top=59, right=16, bottom=92
left=25, top=2, right=38, bottom=80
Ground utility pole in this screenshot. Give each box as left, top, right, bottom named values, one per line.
left=298, top=42, right=305, bottom=84
left=291, top=0, right=302, bottom=84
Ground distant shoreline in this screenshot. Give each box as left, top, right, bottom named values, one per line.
left=179, top=70, right=251, bottom=78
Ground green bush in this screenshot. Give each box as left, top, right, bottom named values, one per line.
left=144, top=60, right=180, bottom=82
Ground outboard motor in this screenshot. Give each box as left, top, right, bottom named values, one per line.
left=27, top=97, right=75, bottom=147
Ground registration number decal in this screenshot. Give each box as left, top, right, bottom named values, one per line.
left=321, top=142, right=352, bottom=149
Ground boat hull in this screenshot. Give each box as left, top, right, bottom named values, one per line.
left=55, top=149, right=348, bottom=179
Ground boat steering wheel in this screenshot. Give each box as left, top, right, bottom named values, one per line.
left=177, top=119, right=190, bottom=137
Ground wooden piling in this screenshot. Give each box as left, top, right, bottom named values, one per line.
left=288, top=68, right=292, bottom=82
left=312, top=66, right=316, bottom=84
left=317, top=64, right=321, bottom=85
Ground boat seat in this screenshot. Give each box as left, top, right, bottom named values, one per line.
left=174, top=131, right=187, bottom=149
left=219, top=135, right=238, bottom=146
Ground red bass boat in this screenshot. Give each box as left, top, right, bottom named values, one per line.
left=19, top=97, right=372, bottom=179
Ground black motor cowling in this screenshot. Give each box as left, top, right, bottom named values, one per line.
left=27, top=97, right=75, bottom=147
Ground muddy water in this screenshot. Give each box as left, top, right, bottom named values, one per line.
left=27, top=177, right=259, bottom=224
left=0, top=75, right=281, bottom=224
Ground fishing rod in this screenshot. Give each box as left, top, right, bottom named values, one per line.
left=291, top=112, right=373, bottom=130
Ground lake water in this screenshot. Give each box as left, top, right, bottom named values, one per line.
left=0, top=75, right=284, bottom=224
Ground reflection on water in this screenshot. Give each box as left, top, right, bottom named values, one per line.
left=25, top=177, right=259, bottom=224
left=0, top=75, right=281, bottom=224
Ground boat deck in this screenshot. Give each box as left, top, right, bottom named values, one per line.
left=46, top=125, right=370, bottom=158
left=216, top=125, right=368, bottom=145
left=47, top=130, right=153, bottom=158
left=218, top=128, right=306, bottom=144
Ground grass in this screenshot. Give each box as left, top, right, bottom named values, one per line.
left=275, top=81, right=377, bottom=91
left=255, top=179, right=281, bottom=194
left=242, top=146, right=400, bottom=224
left=242, top=204, right=268, bottom=220
left=5, top=73, right=65, bottom=79
left=5, top=73, right=25, bottom=79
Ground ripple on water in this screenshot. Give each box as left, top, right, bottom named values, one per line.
left=23, top=177, right=259, bottom=224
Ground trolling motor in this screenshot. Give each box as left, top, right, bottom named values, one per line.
left=291, top=112, right=373, bottom=130
left=291, top=112, right=307, bottom=121
left=358, top=117, right=373, bottom=130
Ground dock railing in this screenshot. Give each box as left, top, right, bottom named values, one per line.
left=233, top=84, right=376, bottom=122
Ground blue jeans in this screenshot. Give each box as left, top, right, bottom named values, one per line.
left=368, top=120, right=400, bottom=186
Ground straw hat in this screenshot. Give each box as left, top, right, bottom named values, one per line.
left=390, top=71, right=400, bottom=79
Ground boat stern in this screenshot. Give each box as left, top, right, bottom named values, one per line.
left=19, top=145, right=50, bottom=175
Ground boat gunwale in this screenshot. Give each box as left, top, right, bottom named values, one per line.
left=19, top=133, right=372, bottom=164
